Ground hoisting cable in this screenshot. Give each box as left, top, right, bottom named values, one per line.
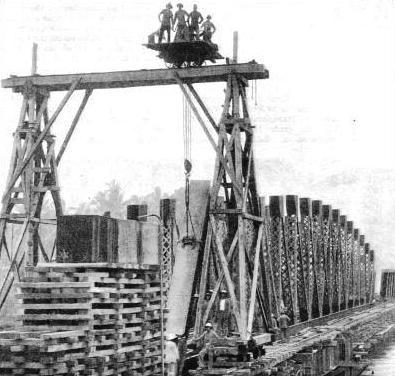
left=251, top=79, right=258, bottom=106
left=182, top=92, right=197, bottom=246
left=255, top=79, right=258, bottom=106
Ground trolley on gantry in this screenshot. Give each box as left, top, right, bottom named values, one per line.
left=144, top=40, right=223, bottom=68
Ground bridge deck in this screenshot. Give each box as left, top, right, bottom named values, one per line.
left=194, top=303, right=395, bottom=376
left=1, top=63, right=268, bottom=92
left=261, top=303, right=395, bottom=368
left=262, top=306, right=385, bottom=365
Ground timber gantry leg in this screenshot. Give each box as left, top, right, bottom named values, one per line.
left=175, top=71, right=378, bottom=342
left=177, top=73, right=267, bottom=340
left=0, top=78, right=91, bottom=313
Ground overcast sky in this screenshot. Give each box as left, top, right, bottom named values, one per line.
left=0, top=0, right=394, bottom=272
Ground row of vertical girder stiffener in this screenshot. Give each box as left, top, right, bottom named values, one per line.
left=263, top=195, right=375, bottom=325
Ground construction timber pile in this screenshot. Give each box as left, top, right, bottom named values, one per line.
left=0, top=30, right=390, bottom=376
left=0, top=263, right=164, bottom=375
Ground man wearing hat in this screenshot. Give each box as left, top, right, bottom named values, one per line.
left=201, top=15, right=216, bottom=42
left=216, top=289, right=231, bottom=336
left=270, top=313, right=279, bottom=342
left=278, top=310, right=291, bottom=341
left=158, top=3, right=174, bottom=43
left=173, top=3, right=189, bottom=41
left=194, top=323, right=221, bottom=369
left=165, top=333, right=180, bottom=376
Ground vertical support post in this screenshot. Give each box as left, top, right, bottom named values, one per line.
left=322, top=205, right=332, bottom=315
left=369, top=250, right=375, bottom=301
left=339, top=215, right=347, bottom=310
left=127, top=204, right=147, bottom=264
left=160, top=198, right=176, bottom=296
left=238, top=214, right=247, bottom=339
left=233, top=31, right=238, bottom=63
left=364, top=243, right=370, bottom=303
left=31, top=43, right=38, bottom=75
left=312, top=200, right=324, bottom=317
left=285, top=195, right=300, bottom=323
left=359, top=235, right=366, bottom=305
left=346, top=221, right=354, bottom=308
left=380, top=271, right=386, bottom=298
left=331, top=209, right=341, bottom=312
left=353, top=229, right=360, bottom=305
left=261, top=198, right=274, bottom=322
left=300, top=198, right=313, bottom=320
left=269, top=196, right=284, bottom=316
left=157, top=217, right=165, bottom=376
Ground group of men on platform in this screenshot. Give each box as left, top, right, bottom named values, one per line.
left=157, top=3, right=216, bottom=43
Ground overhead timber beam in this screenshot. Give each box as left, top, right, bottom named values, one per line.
left=2, top=63, right=269, bottom=92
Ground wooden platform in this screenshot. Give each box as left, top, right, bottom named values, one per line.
left=1, top=63, right=269, bottom=92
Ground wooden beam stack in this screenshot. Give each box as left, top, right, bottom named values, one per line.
left=0, top=329, right=89, bottom=375
left=0, top=263, right=164, bottom=375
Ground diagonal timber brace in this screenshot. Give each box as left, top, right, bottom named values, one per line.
left=0, top=78, right=92, bottom=314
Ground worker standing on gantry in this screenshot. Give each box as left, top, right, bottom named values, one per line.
left=158, top=3, right=174, bottom=43
left=201, top=15, right=216, bottom=43
left=187, top=4, right=203, bottom=40
left=173, top=3, right=189, bottom=41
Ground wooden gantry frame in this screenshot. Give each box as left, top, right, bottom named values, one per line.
left=0, top=62, right=267, bottom=315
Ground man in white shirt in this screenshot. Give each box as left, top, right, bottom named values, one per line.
left=165, top=333, right=180, bottom=376
left=194, top=323, right=221, bottom=369
left=216, top=289, right=231, bottom=336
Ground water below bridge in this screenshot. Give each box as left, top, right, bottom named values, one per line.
left=369, top=338, right=395, bottom=375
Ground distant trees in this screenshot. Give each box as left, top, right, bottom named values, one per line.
left=92, top=180, right=125, bottom=218
left=68, top=180, right=166, bottom=219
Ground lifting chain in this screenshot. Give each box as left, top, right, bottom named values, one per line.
left=182, top=94, right=196, bottom=245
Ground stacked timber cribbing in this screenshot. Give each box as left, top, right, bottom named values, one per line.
left=0, top=329, right=89, bottom=375
left=0, top=263, right=165, bottom=376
